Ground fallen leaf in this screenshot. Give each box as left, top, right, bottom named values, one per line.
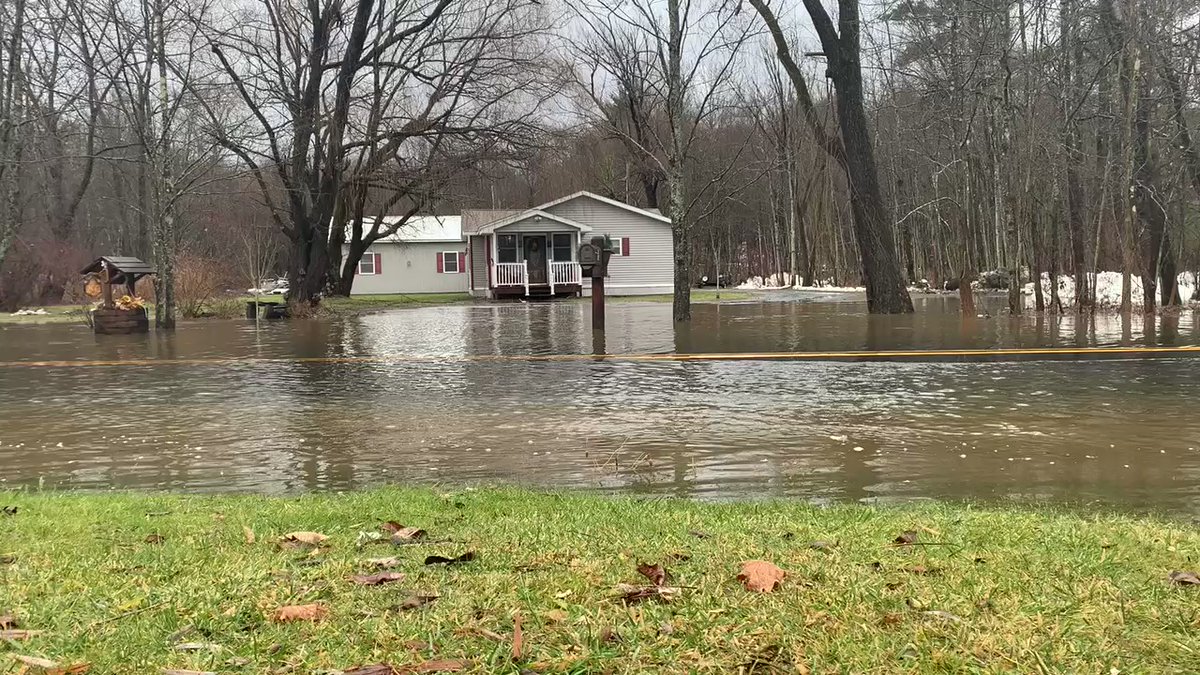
left=0, top=630, right=41, bottom=640
left=636, top=562, right=667, bottom=587
left=599, top=626, right=621, bottom=644
left=242, top=527, right=256, bottom=545
left=542, top=609, right=568, bottom=624
left=343, top=666, right=397, bottom=675
left=404, top=640, right=431, bottom=651
left=390, top=527, right=427, bottom=544
left=657, top=621, right=674, bottom=636
left=879, top=612, right=904, bottom=627
left=687, top=530, right=710, bottom=539
left=10, top=655, right=58, bottom=669
left=614, top=583, right=679, bottom=604
left=737, top=560, right=786, bottom=593
left=2, top=506, right=16, bottom=516
left=394, top=594, right=438, bottom=611
left=144, top=533, right=165, bottom=545
left=424, top=551, right=475, bottom=566
left=272, top=603, right=328, bottom=623
left=402, top=659, right=469, bottom=673
left=921, top=609, right=963, bottom=624
left=172, top=642, right=221, bottom=652
left=809, top=541, right=836, bottom=553
left=0, top=614, right=16, bottom=629
left=894, top=531, right=918, bottom=546
left=8, top=655, right=90, bottom=673
left=366, top=557, right=402, bottom=570
left=511, top=613, right=524, bottom=661
left=351, top=572, right=407, bottom=586
left=280, top=531, right=328, bottom=547
left=1169, top=570, right=1200, bottom=586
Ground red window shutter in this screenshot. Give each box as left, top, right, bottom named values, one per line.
left=374, top=252, right=382, bottom=274
left=621, top=237, right=630, bottom=257
left=436, top=252, right=444, bottom=273
left=459, top=252, right=466, bottom=273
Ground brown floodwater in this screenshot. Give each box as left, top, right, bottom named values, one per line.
left=2, top=291, right=1200, bottom=518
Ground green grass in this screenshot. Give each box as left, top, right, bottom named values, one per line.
left=319, top=293, right=474, bottom=313
left=577, top=289, right=752, bottom=304
left=0, top=306, right=86, bottom=325
left=1, top=488, right=1198, bottom=673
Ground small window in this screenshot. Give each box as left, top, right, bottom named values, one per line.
left=442, top=251, right=459, bottom=273
left=497, top=234, right=518, bottom=263
left=358, top=253, right=377, bottom=275
left=552, top=233, right=572, bottom=261
left=608, top=237, right=627, bottom=257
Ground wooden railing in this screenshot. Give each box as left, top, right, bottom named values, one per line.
left=494, top=262, right=528, bottom=295
left=549, top=261, right=581, bottom=294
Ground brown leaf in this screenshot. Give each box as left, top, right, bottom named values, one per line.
left=0, top=630, right=42, bottom=640
left=8, top=655, right=90, bottom=674
left=599, top=626, right=621, bottom=644
left=381, top=521, right=404, bottom=533
left=10, top=655, right=59, bottom=669
left=404, top=640, right=431, bottom=651
left=879, top=612, right=904, bottom=627
left=2, top=506, right=17, bottom=516
left=737, top=560, right=786, bottom=593
left=343, top=666, right=398, bottom=675
left=893, top=531, right=918, bottom=546
left=511, top=613, right=524, bottom=661
left=280, top=531, right=328, bottom=546
left=242, top=527, right=256, bottom=545
left=389, top=527, right=427, bottom=544
left=0, top=614, right=16, bottom=629
left=636, top=562, right=667, bottom=587
left=1169, top=570, right=1200, bottom=586
left=366, top=557, right=402, bottom=570
left=351, top=572, right=407, bottom=586
left=272, top=603, right=328, bottom=623
left=401, top=660, right=469, bottom=673
left=394, top=594, right=438, bottom=611
left=144, top=533, right=165, bottom=545
left=424, top=551, right=475, bottom=566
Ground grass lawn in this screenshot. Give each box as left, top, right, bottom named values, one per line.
left=0, top=306, right=85, bottom=326
left=577, top=289, right=752, bottom=304
left=1, top=488, right=1198, bottom=673
left=320, top=293, right=474, bottom=312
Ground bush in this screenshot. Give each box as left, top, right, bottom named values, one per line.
left=175, top=255, right=225, bottom=318
left=977, top=268, right=1011, bottom=290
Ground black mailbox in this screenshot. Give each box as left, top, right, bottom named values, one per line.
left=579, top=241, right=601, bottom=275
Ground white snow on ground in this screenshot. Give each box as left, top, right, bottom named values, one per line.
left=1022, top=271, right=1198, bottom=308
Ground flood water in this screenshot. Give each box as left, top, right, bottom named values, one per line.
left=2, top=291, right=1200, bottom=519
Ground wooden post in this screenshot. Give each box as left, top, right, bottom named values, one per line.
left=590, top=236, right=608, bottom=333
left=101, top=263, right=114, bottom=308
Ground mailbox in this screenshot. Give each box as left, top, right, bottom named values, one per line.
left=579, top=241, right=601, bottom=275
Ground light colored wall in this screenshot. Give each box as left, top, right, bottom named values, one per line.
left=547, top=196, right=673, bottom=295
left=346, top=241, right=469, bottom=295
left=493, top=214, right=578, bottom=234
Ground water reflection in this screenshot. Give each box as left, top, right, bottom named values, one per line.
left=1, top=293, right=1199, bottom=518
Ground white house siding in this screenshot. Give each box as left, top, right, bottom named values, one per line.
left=346, top=241, right=469, bottom=295
left=469, top=236, right=489, bottom=294
left=546, top=196, right=673, bottom=295
left=493, top=215, right=579, bottom=234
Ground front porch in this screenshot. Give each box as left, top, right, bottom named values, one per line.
left=481, top=228, right=586, bottom=299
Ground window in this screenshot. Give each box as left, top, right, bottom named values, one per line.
left=442, top=251, right=459, bottom=273
left=497, top=234, right=518, bottom=263
left=607, top=237, right=629, bottom=257
left=358, top=252, right=379, bottom=275
left=552, top=233, right=573, bottom=261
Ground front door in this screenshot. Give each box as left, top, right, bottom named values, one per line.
left=524, top=235, right=547, bottom=284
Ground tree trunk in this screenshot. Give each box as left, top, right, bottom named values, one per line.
left=151, top=0, right=175, bottom=329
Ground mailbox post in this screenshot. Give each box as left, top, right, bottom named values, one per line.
left=579, top=236, right=612, bottom=334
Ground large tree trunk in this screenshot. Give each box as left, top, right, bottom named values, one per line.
left=151, top=0, right=176, bottom=329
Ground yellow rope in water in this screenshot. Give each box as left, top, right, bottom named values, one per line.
left=2, top=345, right=1200, bottom=368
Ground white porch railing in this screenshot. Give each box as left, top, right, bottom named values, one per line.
left=494, top=261, right=528, bottom=295
left=549, top=261, right=582, bottom=295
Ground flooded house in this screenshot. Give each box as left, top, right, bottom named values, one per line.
left=346, top=192, right=673, bottom=298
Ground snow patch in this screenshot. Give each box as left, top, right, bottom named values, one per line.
left=1022, top=272, right=1197, bottom=308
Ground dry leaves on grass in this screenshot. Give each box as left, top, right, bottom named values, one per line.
left=1, top=630, right=42, bottom=640
left=351, top=572, right=406, bottom=586
left=617, top=561, right=681, bottom=604
left=144, top=533, right=165, bottom=545
left=0, top=614, right=17, bottom=629
left=366, top=557, right=402, bottom=570
left=511, top=613, right=524, bottom=661
left=382, top=522, right=427, bottom=544
left=162, top=670, right=216, bottom=675
left=8, top=655, right=91, bottom=674
left=279, top=532, right=328, bottom=550
left=393, top=594, right=438, bottom=611
left=737, top=560, right=786, bottom=592
left=893, top=531, right=919, bottom=546
left=1168, top=570, right=1200, bottom=586
left=636, top=562, right=667, bottom=586
left=343, top=660, right=468, bottom=674
left=2, top=506, right=16, bottom=516
left=242, top=527, right=256, bottom=545
left=272, top=604, right=329, bottom=623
